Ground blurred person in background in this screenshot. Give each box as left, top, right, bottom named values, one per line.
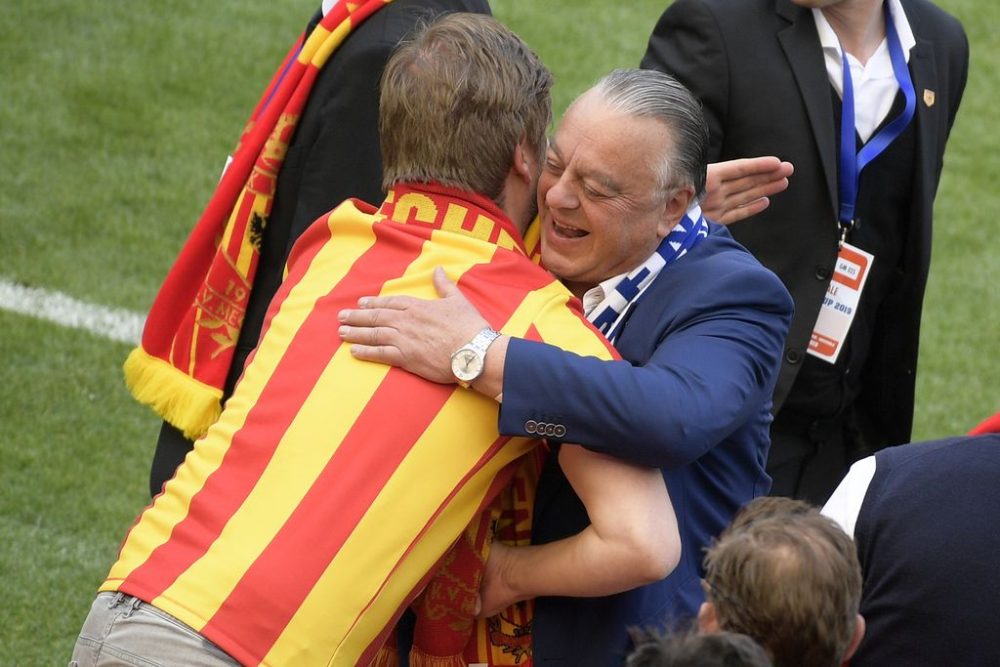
left=627, top=628, right=773, bottom=667
left=699, top=496, right=865, bottom=667
left=823, top=433, right=1000, bottom=666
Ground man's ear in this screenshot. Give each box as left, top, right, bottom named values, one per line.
left=697, top=601, right=721, bottom=633
left=656, top=184, right=696, bottom=238
left=842, top=614, right=866, bottom=663
left=511, top=139, right=535, bottom=185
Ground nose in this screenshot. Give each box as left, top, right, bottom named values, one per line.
left=543, top=172, right=579, bottom=211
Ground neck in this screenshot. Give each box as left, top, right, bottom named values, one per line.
left=499, top=198, right=529, bottom=237
left=822, top=0, right=886, bottom=64
left=563, top=280, right=593, bottom=300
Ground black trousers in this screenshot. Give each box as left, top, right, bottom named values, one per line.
left=148, top=421, right=195, bottom=497
left=766, top=410, right=849, bottom=506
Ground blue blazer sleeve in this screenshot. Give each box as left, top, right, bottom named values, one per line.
left=498, top=237, right=793, bottom=469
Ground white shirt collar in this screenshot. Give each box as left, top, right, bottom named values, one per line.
left=582, top=272, right=629, bottom=318
left=822, top=455, right=878, bottom=538
left=812, top=0, right=916, bottom=76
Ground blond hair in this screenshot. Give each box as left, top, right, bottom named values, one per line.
left=379, top=13, right=552, bottom=202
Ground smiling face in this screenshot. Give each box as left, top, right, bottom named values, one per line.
left=538, top=91, right=690, bottom=298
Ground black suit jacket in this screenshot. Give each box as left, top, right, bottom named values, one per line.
left=642, top=0, right=968, bottom=447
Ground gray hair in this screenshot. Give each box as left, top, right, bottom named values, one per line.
left=588, top=68, right=709, bottom=200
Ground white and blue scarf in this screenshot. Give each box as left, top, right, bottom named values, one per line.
left=588, top=205, right=708, bottom=343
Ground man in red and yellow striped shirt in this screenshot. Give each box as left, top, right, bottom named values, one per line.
left=73, top=14, right=679, bottom=667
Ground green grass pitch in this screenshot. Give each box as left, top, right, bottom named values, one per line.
left=1, top=1, right=996, bottom=662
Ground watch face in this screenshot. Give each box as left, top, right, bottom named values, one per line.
left=452, top=348, right=484, bottom=383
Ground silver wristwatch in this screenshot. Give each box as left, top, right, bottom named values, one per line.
left=450, top=327, right=501, bottom=388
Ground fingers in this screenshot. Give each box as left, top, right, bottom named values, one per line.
left=345, top=342, right=406, bottom=367
left=718, top=156, right=793, bottom=180
left=709, top=158, right=793, bottom=190
left=432, top=266, right=459, bottom=298
left=338, top=322, right=397, bottom=346
left=355, top=293, right=418, bottom=311
left=732, top=172, right=790, bottom=200
left=338, top=306, right=397, bottom=328
left=739, top=197, right=772, bottom=219
left=715, top=197, right=771, bottom=225
left=723, top=156, right=781, bottom=178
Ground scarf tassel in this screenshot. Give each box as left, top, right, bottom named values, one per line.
left=123, top=346, right=222, bottom=440
left=369, top=646, right=400, bottom=667
left=409, top=647, right=469, bottom=667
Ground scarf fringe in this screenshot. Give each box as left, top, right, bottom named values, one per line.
left=408, top=647, right=469, bottom=667
left=369, top=646, right=400, bottom=667
left=123, top=347, right=222, bottom=440
left=125, top=0, right=391, bottom=434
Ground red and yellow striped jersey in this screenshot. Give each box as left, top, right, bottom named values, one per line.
left=101, top=184, right=616, bottom=666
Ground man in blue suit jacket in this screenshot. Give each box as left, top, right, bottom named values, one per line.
left=340, top=69, right=793, bottom=665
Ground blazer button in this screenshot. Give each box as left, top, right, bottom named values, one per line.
left=525, top=420, right=538, bottom=434
left=554, top=425, right=567, bottom=438
left=785, top=349, right=802, bottom=365
left=544, top=423, right=556, bottom=437
left=815, top=265, right=831, bottom=281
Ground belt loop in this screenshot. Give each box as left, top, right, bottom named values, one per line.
left=122, top=596, right=142, bottom=618
left=108, top=592, right=125, bottom=609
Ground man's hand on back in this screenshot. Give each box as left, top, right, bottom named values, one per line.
left=338, top=266, right=490, bottom=384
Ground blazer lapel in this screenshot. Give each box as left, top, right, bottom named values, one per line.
left=776, top=0, right=839, bottom=217
left=903, top=35, right=938, bottom=272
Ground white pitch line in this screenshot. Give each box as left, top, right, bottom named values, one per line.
left=0, top=278, right=145, bottom=345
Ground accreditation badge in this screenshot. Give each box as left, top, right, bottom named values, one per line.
left=807, top=242, right=875, bottom=364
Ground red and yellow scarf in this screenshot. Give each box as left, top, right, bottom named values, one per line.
left=123, top=0, right=393, bottom=440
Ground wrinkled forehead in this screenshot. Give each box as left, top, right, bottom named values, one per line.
left=551, top=94, right=671, bottom=187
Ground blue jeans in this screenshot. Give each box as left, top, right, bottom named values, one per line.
left=70, top=592, right=240, bottom=667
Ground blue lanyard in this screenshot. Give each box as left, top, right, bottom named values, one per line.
left=837, top=2, right=916, bottom=241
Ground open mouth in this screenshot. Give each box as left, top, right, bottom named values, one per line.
left=551, top=219, right=588, bottom=239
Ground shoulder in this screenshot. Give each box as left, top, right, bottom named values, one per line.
left=876, top=433, right=1000, bottom=472
left=662, top=0, right=782, bottom=28
left=631, top=225, right=793, bottom=346
left=288, top=199, right=374, bottom=256
left=353, top=0, right=491, bottom=46
left=503, top=270, right=620, bottom=361
left=665, top=224, right=792, bottom=309
left=324, top=0, right=491, bottom=69
left=901, top=0, right=967, bottom=44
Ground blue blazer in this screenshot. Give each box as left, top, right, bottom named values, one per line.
left=499, top=223, right=793, bottom=665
